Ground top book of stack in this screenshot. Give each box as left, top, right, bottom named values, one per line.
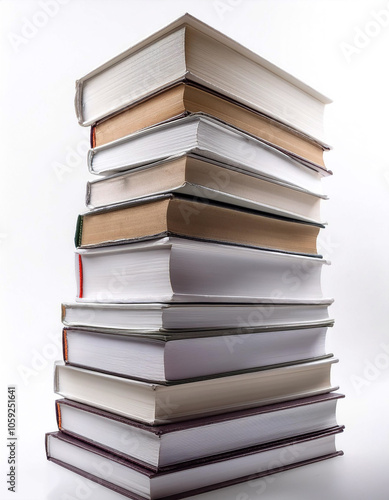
left=75, top=13, right=331, bottom=150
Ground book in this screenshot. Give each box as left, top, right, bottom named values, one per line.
left=86, top=154, right=325, bottom=224
left=88, top=115, right=328, bottom=196
left=75, top=237, right=329, bottom=303
left=75, top=14, right=331, bottom=146
left=55, top=393, right=344, bottom=470
left=62, top=322, right=333, bottom=382
left=46, top=427, right=343, bottom=499
left=54, top=358, right=338, bottom=424
left=91, top=82, right=328, bottom=169
left=75, top=194, right=323, bottom=255
left=61, top=302, right=334, bottom=331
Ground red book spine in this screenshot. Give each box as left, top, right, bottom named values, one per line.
left=78, top=254, right=83, bottom=298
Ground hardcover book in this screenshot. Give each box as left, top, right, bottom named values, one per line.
left=75, top=193, right=323, bottom=255
left=75, top=14, right=331, bottom=145
left=46, top=427, right=344, bottom=499
left=55, top=393, right=344, bottom=470
left=61, top=301, right=334, bottom=331
left=62, top=322, right=333, bottom=382
left=54, top=357, right=339, bottom=424
left=86, top=154, right=326, bottom=224
left=75, top=237, right=330, bottom=303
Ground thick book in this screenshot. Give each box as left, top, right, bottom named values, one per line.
left=75, top=14, right=331, bottom=146
left=86, top=154, right=326, bottom=224
left=74, top=237, right=330, bottom=303
left=88, top=115, right=328, bottom=196
left=91, top=82, right=328, bottom=169
left=62, top=322, right=334, bottom=382
left=55, top=393, right=344, bottom=470
left=75, top=194, right=323, bottom=255
left=61, top=302, right=334, bottom=331
left=54, top=358, right=338, bottom=424
left=46, top=427, right=343, bottom=499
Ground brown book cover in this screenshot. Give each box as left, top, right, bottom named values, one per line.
left=46, top=427, right=344, bottom=499
left=56, top=392, right=344, bottom=437
left=55, top=393, right=344, bottom=471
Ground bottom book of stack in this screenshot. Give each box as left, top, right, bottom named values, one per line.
left=47, top=392, right=344, bottom=499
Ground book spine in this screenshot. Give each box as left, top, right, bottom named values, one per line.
left=74, top=215, right=83, bottom=248
left=62, top=329, right=69, bottom=362
left=90, top=125, right=96, bottom=148
left=87, top=149, right=95, bottom=174
left=44, top=432, right=51, bottom=458
left=53, top=363, right=60, bottom=394
left=85, top=182, right=92, bottom=209
left=61, top=304, right=66, bottom=324
left=74, top=79, right=85, bottom=125
left=77, top=255, right=84, bottom=299
left=55, top=401, right=62, bottom=430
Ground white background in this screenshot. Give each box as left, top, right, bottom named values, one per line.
left=1, top=0, right=389, bottom=498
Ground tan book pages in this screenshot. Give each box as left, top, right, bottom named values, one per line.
left=93, top=85, right=187, bottom=147
left=88, top=156, right=188, bottom=207
left=79, top=196, right=320, bottom=255
left=80, top=198, right=170, bottom=247
left=93, top=83, right=325, bottom=168
left=167, top=198, right=319, bottom=255
left=183, top=85, right=325, bottom=167
left=154, top=359, right=335, bottom=421
left=86, top=155, right=322, bottom=223
left=183, top=156, right=322, bottom=219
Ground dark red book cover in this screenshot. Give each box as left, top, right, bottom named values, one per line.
left=46, top=426, right=344, bottom=500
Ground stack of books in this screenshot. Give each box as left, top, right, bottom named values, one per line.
left=46, top=14, right=344, bottom=499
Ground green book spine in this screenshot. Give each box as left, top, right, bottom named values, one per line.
left=74, top=215, right=83, bottom=248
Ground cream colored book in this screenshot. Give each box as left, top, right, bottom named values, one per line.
left=86, top=154, right=325, bottom=224
left=54, top=357, right=339, bottom=424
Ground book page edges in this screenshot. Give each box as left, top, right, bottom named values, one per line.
left=76, top=14, right=331, bottom=104
left=87, top=115, right=331, bottom=179
left=53, top=361, right=61, bottom=393
left=87, top=152, right=328, bottom=199
left=62, top=320, right=334, bottom=339
left=86, top=181, right=325, bottom=225
left=153, top=386, right=340, bottom=423
left=55, top=392, right=344, bottom=435
left=88, top=142, right=329, bottom=184
left=46, top=447, right=343, bottom=500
